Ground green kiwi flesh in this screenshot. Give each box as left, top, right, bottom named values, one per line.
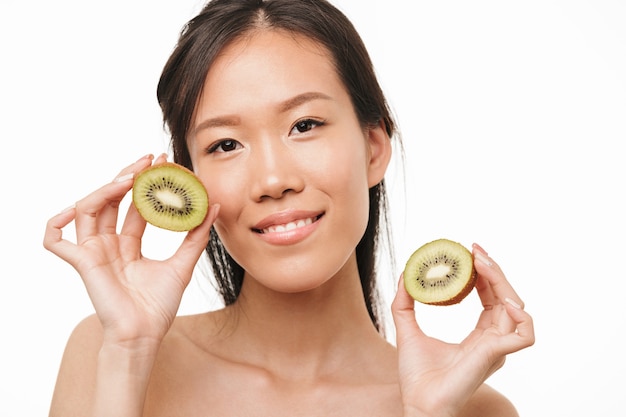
left=403, top=238, right=476, bottom=305
left=132, top=162, right=209, bottom=232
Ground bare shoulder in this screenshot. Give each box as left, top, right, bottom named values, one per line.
left=460, top=384, right=519, bottom=417
left=49, top=314, right=103, bottom=416
left=143, top=311, right=232, bottom=416
left=49, top=313, right=217, bottom=416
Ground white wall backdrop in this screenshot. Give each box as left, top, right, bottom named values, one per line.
left=1, top=0, right=624, bottom=415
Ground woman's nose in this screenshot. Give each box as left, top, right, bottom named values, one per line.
left=249, top=140, right=305, bottom=201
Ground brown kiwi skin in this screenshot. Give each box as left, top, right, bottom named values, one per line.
left=404, top=239, right=478, bottom=306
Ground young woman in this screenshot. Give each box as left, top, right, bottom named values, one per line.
left=43, top=1, right=534, bottom=416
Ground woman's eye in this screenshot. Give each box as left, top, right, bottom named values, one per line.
left=207, top=139, right=241, bottom=154
left=290, top=119, right=324, bottom=135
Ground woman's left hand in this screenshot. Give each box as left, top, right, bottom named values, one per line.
left=391, top=243, right=535, bottom=417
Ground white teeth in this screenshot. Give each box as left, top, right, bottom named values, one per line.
left=263, top=217, right=314, bottom=234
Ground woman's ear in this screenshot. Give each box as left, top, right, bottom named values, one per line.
left=366, top=120, right=392, bottom=187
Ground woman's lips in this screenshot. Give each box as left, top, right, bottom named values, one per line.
left=258, top=216, right=316, bottom=234
left=252, top=211, right=324, bottom=245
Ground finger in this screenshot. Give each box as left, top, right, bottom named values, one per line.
left=117, top=154, right=165, bottom=238
left=391, top=274, right=427, bottom=345
left=474, top=275, right=516, bottom=334
left=472, top=244, right=524, bottom=333
left=120, top=198, right=147, bottom=241
left=472, top=245, right=497, bottom=310
left=496, top=299, right=536, bottom=354
left=168, top=204, right=220, bottom=280
left=473, top=265, right=500, bottom=330
left=153, top=153, right=168, bottom=164
left=472, top=243, right=524, bottom=309
left=99, top=155, right=156, bottom=233
left=474, top=272, right=495, bottom=309
left=74, top=156, right=154, bottom=242
left=73, top=177, right=134, bottom=243
left=43, top=206, right=82, bottom=266
left=96, top=179, right=131, bottom=235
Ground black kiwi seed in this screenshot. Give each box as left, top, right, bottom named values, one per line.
left=403, top=238, right=477, bottom=305
left=132, top=162, right=209, bottom=232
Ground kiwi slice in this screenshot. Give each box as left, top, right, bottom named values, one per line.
left=132, top=162, right=209, bottom=232
left=403, top=238, right=477, bottom=305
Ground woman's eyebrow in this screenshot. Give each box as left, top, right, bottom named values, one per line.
left=278, top=92, right=332, bottom=113
left=194, top=115, right=241, bottom=134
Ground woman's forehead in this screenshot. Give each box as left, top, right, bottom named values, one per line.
left=196, top=30, right=348, bottom=114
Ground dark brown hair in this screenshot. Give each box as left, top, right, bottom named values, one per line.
left=157, top=0, right=398, bottom=333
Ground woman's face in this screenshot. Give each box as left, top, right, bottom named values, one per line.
left=188, top=30, right=389, bottom=293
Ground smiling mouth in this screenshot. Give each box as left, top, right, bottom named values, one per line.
left=253, top=214, right=323, bottom=234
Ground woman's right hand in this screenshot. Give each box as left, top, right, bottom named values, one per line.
left=43, top=154, right=219, bottom=349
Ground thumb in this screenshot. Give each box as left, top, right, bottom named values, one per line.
left=391, top=274, right=426, bottom=345
left=168, top=204, right=220, bottom=279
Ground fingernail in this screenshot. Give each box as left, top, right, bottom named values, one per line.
left=474, top=252, right=493, bottom=267
left=472, top=243, right=488, bottom=255
left=505, top=297, right=522, bottom=309
left=114, top=173, right=134, bottom=183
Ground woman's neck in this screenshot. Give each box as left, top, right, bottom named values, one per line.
left=215, top=254, right=388, bottom=382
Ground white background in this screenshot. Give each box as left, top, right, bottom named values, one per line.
left=1, top=0, right=625, bottom=415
